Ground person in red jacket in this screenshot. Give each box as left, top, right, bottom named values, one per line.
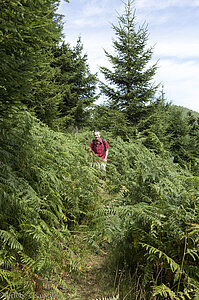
left=90, top=131, right=109, bottom=174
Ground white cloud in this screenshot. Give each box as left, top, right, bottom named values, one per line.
left=136, top=0, right=199, bottom=10
left=62, top=0, right=119, bottom=29
left=81, top=32, right=113, bottom=72
left=136, top=0, right=199, bottom=27
left=83, top=0, right=109, bottom=16
left=70, top=17, right=101, bottom=28
left=155, top=59, right=199, bottom=111
left=153, top=39, right=199, bottom=59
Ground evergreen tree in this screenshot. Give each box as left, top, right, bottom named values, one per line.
left=187, top=111, right=199, bottom=152
left=53, top=39, right=98, bottom=131
left=187, top=112, right=199, bottom=174
left=0, top=0, right=65, bottom=129
left=164, top=106, right=199, bottom=172
left=90, top=104, right=130, bottom=139
left=23, top=49, right=63, bottom=129
left=135, top=89, right=172, bottom=152
left=165, top=106, right=191, bottom=165
left=100, top=0, right=159, bottom=125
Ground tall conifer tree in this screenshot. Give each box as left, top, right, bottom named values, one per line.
left=53, top=38, right=98, bottom=131
left=100, top=0, right=159, bottom=125
left=0, top=0, right=65, bottom=129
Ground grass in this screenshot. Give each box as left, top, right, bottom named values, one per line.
left=60, top=181, right=120, bottom=300
left=62, top=248, right=116, bottom=299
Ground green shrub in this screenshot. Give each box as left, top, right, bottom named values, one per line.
left=92, top=137, right=199, bottom=298
left=0, top=114, right=101, bottom=295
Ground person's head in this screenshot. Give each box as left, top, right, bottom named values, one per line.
left=94, top=131, right=101, bottom=141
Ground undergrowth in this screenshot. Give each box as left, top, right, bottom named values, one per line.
left=0, top=113, right=102, bottom=298
left=1, top=113, right=199, bottom=299
left=89, top=135, right=199, bottom=299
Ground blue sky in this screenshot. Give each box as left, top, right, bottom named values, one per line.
left=57, top=0, right=199, bottom=112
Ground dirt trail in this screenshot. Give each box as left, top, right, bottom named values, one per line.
left=63, top=184, right=117, bottom=299
left=65, top=253, right=115, bottom=300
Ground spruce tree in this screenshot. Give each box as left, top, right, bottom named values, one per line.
left=23, top=49, right=63, bottom=129
left=53, top=38, right=98, bottom=131
left=165, top=106, right=199, bottom=167
left=0, top=0, right=65, bottom=129
left=100, top=0, right=159, bottom=125
left=90, top=104, right=130, bottom=139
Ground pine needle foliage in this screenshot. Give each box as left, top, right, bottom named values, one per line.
left=100, top=0, right=159, bottom=125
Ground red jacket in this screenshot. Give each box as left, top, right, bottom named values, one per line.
left=90, top=138, right=109, bottom=161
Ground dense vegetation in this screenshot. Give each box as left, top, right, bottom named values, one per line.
left=1, top=0, right=199, bottom=299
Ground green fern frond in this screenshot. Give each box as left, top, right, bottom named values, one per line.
left=0, top=268, right=12, bottom=282
left=17, top=252, right=36, bottom=269
left=186, top=248, right=199, bottom=261
left=153, top=284, right=195, bottom=300
left=153, top=284, right=177, bottom=299
left=0, top=230, right=23, bottom=250
left=141, top=243, right=181, bottom=274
